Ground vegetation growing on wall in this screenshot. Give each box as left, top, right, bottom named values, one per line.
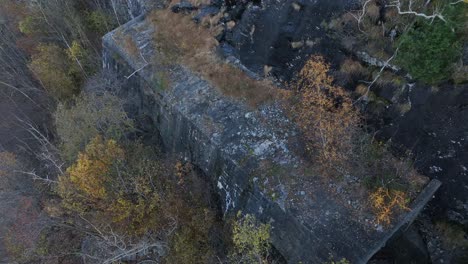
left=148, top=9, right=277, bottom=107
left=287, top=55, right=360, bottom=173
left=286, top=55, right=426, bottom=226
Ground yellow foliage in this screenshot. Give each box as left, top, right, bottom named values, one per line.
left=29, top=44, right=80, bottom=101
left=111, top=192, right=162, bottom=235
left=59, top=136, right=124, bottom=210
left=231, top=212, right=271, bottom=263
left=292, top=55, right=360, bottom=172
left=58, top=138, right=175, bottom=235
left=67, top=41, right=86, bottom=62
left=369, top=187, right=409, bottom=225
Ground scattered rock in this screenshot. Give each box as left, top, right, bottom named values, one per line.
left=292, top=2, right=302, bottom=11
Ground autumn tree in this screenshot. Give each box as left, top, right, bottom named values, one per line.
left=230, top=212, right=271, bottom=263
left=58, top=136, right=124, bottom=212
left=55, top=92, right=134, bottom=163
left=290, top=55, right=360, bottom=174
left=29, top=44, right=80, bottom=101
left=166, top=208, right=217, bottom=263
left=58, top=136, right=174, bottom=235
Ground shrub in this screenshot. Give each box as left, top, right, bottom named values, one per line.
left=230, top=212, right=271, bottom=263
left=0, top=152, right=18, bottom=187
left=325, top=257, right=351, bottom=264
left=3, top=197, right=42, bottom=262
left=396, top=5, right=464, bottom=84
left=436, top=221, right=468, bottom=249
left=85, top=10, right=116, bottom=36
left=18, top=15, right=45, bottom=35
left=55, top=92, right=134, bottom=163
left=369, top=187, right=409, bottom=225
left=67, top=40, right=95, bottom=75
left=166, top=208, right=216, bottom=264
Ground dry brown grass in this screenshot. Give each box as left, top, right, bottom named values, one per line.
left=114, top=28, right=139, bottom=59
left=147, top=9, right=276, bottom=107
left=340, top=58, right=368, bottom=81
left=366, top=1, right=381, bottom=23
left=123, top=35, right=139, bottom=58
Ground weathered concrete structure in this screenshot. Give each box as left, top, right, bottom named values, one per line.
left=102, top=13, right=441, bottom=263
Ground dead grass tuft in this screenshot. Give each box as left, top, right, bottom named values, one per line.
left=148, top=9, right=276, bottom=107
left=340, top=58, right=368, bottom=81
left=123, top=35, right=139, bottom=58
left=366, top=1, right=381, bottom=23
left=114, top=28, right=139, bottom=59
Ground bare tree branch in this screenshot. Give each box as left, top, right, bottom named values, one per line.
left=14, top=115, right=63, bottom=183
left=450, top=0, right=466, bottom=5
left=355, top=48, right=399, bottom=103
left=349, top=0, right=374, bottom=32
left=387, top=0, right=447, bottom=23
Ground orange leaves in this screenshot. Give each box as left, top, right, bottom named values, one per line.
left=292, top=55, right=360, bottom=173
left=296, top=55, right=334, bottom=90
left=369, top=187, right=409, bottom=225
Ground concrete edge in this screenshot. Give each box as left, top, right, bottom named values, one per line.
left=363, top=179, right=442, bottom=263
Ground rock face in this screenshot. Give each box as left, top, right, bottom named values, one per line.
left=102, top=15, right=441, bottom=263
left=222, top=0, right=357, bottom=81
left=378, top=84, right=468, bottom=225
